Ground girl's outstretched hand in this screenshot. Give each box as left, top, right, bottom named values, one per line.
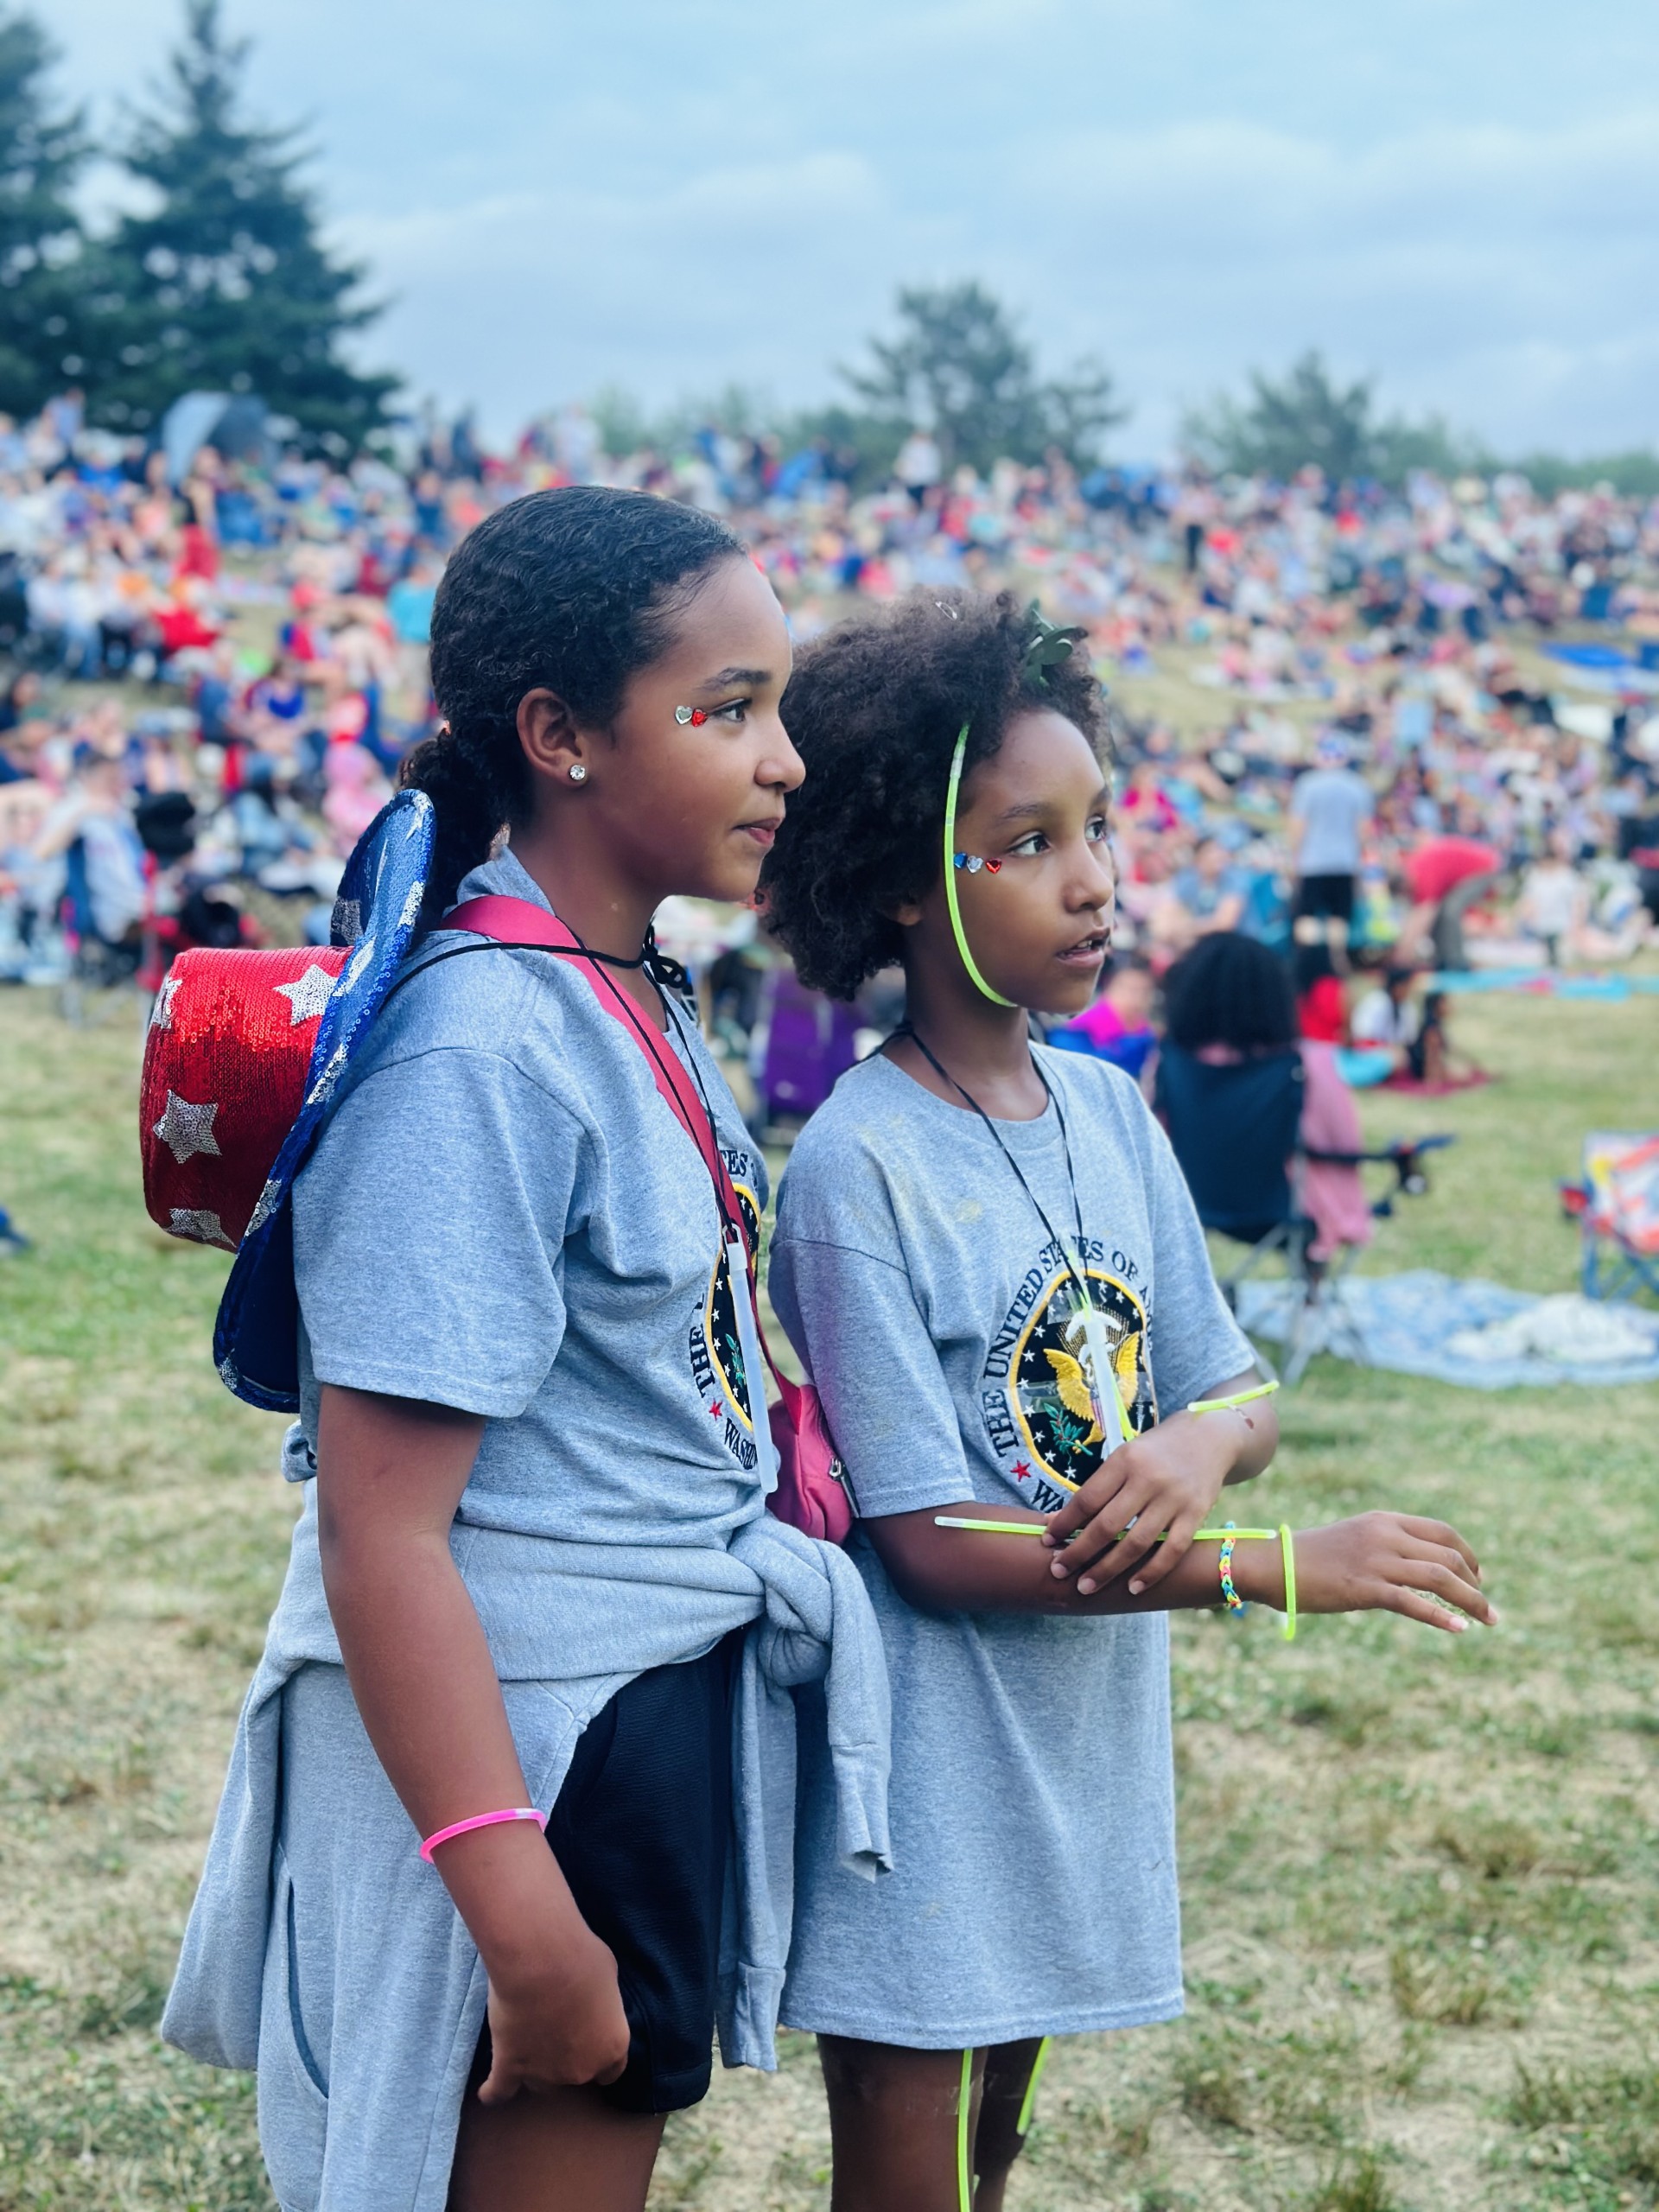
left=1274, top=1512, right=1497, bottom=1634
left=476, top=1921, right=632, bottom=2101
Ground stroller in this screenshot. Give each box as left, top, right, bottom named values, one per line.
left=1559, top=1133, right=1659, bottom=1303
left=1156, top=1042, right=1452, bottom=1384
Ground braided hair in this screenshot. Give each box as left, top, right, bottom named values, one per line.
left=402, top=486, right=745, bottom=914
left=760, top=588, right=1108, bottom=1000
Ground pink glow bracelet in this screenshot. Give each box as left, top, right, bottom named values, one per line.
left=419, top=1806, right=548, bottom=1864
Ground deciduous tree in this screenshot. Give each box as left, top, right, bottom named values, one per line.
left=1183, top=351, right=1483, bottom=488
left=838, top=281, right=1123, bottom=477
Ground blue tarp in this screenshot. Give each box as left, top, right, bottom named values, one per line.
left=1236, top=1270, right=1659, bottom=1390
left=1432, top=970, right=1659, bottom=999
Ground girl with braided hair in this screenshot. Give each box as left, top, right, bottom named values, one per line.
left=163, top=487, right=895, bottom=2212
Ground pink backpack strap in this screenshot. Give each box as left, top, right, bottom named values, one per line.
left=445, top=894, right=741, bottom=1224
left=445, top=893, right=849, bottom=1536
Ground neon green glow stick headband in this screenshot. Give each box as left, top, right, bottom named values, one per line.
left=943, top=721, right=1016, bottom=1007
left=939, top=607, right=1089, bottom=1009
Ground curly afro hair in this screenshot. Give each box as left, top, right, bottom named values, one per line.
left=1163, top=931, right=1297, bottom=1053
left=761, top=588, right=1108, bottom=1000
left=402, top=486, right=744, bottom=912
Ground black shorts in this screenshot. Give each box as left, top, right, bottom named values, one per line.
left=472, top=1633, right=738, bottom=2114
left=1295, top=871, right=1357, bottom=923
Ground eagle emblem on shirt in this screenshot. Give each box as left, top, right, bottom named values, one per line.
left=981, top=1263, right=1154, bottom=1508
left=1043, top=1316, right=1143, bottom=1449
left=689, top=1170, right=764, bottom=1472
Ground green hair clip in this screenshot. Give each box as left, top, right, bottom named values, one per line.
left=1021, top=602, right=1087, bottom=687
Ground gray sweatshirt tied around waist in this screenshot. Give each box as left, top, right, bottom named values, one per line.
left=162, top=1456, right=890, bottom=2212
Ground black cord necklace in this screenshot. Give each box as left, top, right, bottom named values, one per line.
left=379, top=923, right=689, bottom=1015
left=894, top=1022, right=1094, bottom=1311
left=895, top=1022, right=1137, bottom=1448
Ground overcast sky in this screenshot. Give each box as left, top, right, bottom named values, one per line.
left=47, top=0, right=1659, bottom=458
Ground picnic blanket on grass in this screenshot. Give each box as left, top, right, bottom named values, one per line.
left=1379, top=1070, right=1493, bottom=1097
left=1433, top=970, right=1659, bottom=1001
left=1236, top=1270, right=1659, bottom=1389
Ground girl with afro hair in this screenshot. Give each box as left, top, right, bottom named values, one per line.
left=760, top=588, right=1495, bottom=2212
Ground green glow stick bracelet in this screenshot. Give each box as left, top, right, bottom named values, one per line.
left=957, top=2046, right=973, bottom=2212
left=1186, top=1379, right=1280, bottom=1414
left=1017, top=2037, right=1052, bottom=2135
left=932, top=1516, right=1298, bottom=1638
left=954, top=2029, right=1053, bottom=2209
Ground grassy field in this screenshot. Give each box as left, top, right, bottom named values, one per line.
left=1, top=984, right=1656, bottom=2212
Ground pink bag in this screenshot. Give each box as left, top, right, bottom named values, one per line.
left=764, top=1358, right=854, bottom=1545
left=447, top=897, right=855, bottom=1544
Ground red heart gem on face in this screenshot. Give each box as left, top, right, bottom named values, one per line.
left=984, top=858, right=1002, bottom=873
left=690, top=709, right=708, bottom=726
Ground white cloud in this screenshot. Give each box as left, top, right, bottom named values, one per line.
left=971, top=109, right=1659, bottom=450
left=45, top=0, right=1659, bottom=456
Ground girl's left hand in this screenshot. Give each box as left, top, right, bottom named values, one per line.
left=1042, top=1415, right=1236, bottom=1597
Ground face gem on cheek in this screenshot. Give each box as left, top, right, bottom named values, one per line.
left=674, top=706, right=709, bottom=727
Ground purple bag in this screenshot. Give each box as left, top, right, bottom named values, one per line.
left=758, top=968, right=861, bottom=1121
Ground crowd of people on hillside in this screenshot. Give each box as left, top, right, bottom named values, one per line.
left=2, top=390, right=1657, bottom=1039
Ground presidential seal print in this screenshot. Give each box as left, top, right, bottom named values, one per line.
left=688, top=1156, right=763, bottom=1471
left=982, top=1236, right=1155, bottom=1510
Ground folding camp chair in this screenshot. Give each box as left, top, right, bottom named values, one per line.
left=1560, top=1132, right=1659, bottom=1303
left=58, top=835, right=143, bottom=1014
left=1156, top=1042, right=1452, bottom=1384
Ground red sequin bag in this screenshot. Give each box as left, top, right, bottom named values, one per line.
left=140, top=946, right=351, bottom=1250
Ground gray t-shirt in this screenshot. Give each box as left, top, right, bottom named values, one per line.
left=293, top=849, right=772, bottom=1573
left=769, top=1048, right=1252, bottom=2046
left=163, top=852, right=896, bottom=2194
left=1290, top=765, right=1372, bottom=875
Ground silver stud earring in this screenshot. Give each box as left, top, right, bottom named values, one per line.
left=568, top=763, right=588, bottom=784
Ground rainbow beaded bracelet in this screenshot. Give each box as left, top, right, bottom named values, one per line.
left=1218, top=1522, right=1247, bottom=1612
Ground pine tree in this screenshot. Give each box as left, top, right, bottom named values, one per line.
left=0, top=7, right=89, bottom=417
left=79, top=0, right=397, bottom=450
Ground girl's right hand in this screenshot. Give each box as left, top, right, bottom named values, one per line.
left=1258, top=1511, right=1497, bottom=1633
left=476, top=1924, right=632, bottom=2101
